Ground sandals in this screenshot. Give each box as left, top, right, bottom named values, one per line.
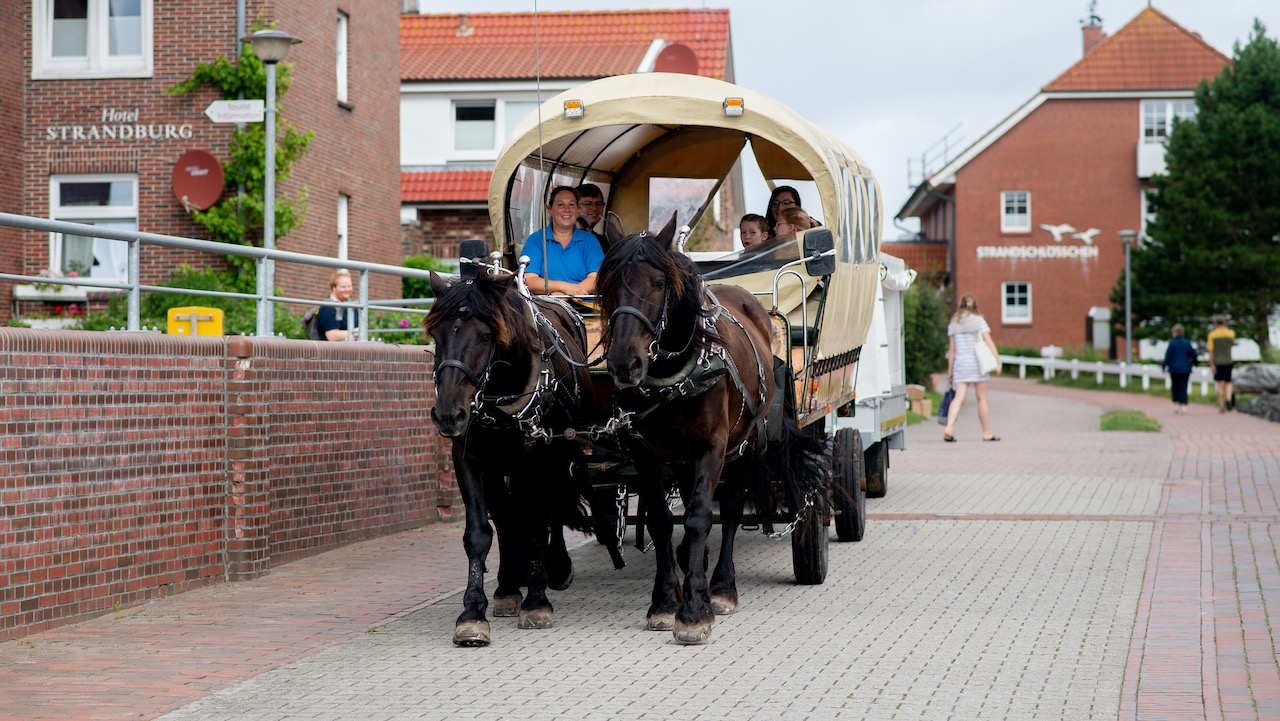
left=983, top=435, right=1001, bottom=442
left=943, top=434, right=956, bottom=442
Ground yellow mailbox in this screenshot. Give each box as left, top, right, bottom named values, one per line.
left=166, top=306, right=224, bottom=336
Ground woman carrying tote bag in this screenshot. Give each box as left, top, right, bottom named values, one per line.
left=942, top=293, right=1002, bottom=442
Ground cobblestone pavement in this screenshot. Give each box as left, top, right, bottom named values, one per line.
left=1, top=378, right=1276, bottom=721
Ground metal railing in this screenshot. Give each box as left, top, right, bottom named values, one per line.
left=0, top=212, right=437, bottom=340
left=1000, top=354, right=1215, bottom=396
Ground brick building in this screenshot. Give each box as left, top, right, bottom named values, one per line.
left=897, top=7, right=1230, bottom=354
left=1, top=0, right=401, bottom=325
left=399, top=9, right=736, bottom=260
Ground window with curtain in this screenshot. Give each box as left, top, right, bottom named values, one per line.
left=49, top=175, right=137, bottom=280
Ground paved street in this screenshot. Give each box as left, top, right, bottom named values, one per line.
left=1, top=378, right=1277, bottom=720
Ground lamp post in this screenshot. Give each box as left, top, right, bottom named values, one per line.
left=243, top=29, right=301, bottom=337
left=1118, top=229, right=1137, bottom=365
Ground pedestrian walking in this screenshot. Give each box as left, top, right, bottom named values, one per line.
left=1207, top=315, right=1236, bottom=412
left=1161, top=324, right=1197, bottom=414
left=942, top=293, right=1001, bottom=442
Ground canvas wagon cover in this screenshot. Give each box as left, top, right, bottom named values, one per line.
left=488, top=72, right=881, bottom=364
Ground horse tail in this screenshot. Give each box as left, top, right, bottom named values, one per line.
left=765, top=417, right=831, bottom=520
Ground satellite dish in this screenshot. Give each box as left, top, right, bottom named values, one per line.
left=655, top=43, right=699, bottom=75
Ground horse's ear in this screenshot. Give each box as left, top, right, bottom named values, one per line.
left=604, top=212, right=626, bottom=246
left=655, top=211, right=679, bottom=249
left=429, top=271, right=450, bottom=297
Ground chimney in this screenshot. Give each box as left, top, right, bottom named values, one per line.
left=1082, top=23, right=1107, bottom=55
left=457, top=13, right=474, bottom=37
left=402, top=0, right=419, bottom=13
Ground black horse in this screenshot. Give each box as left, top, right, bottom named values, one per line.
left=424, top=270, right=595, bottom=646
left=596, top=214, right=829, bottom=644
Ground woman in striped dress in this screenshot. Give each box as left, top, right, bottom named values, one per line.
left=942, top=293, right=1001, bottom=442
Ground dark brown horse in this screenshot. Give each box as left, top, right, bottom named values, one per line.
left=424, top=270, right=594, bottom=646
left=596, top=214, right=829, bottom=644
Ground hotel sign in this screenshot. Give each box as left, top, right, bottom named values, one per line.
left=44, top=107, right=194, bottom=143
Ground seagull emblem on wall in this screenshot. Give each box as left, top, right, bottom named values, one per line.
left=1072, top=228, right=1101, bottom=245
left=1039, top=223, right=1077, bottom=242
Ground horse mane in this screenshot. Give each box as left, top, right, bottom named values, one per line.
left=422, top=274, right=539, bottom=355
left=596, top=230, right=713, bottom=350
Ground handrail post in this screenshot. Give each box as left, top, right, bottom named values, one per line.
left=255, top=256, right=270, bottom=337
left=356, top=270, right=369, bottom=342
left=127, top=238, right=141, bottom=331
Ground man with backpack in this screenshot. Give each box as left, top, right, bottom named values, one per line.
left=305, top=269, right=360, bottom=341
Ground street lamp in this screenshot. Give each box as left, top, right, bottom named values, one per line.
left=242, top=29, right=302, bottom=337
left=1118, top=229, right=1138, bottom=365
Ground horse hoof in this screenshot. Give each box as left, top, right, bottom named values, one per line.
left=492, top=593, right=522, bottom=617
left=518, top=607, right=554, bottom=629
left=548, top=561, right=575, bottom=591
left=674, top=618, right=714, bottom=645
left=710, top=595, right=738, bottom=615
left=645, top=612, right=675, bottom=631
left=453, top=620, right=491, bottom=647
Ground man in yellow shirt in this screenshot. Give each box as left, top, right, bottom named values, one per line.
left=1207, top=315, right=1236, bottom=413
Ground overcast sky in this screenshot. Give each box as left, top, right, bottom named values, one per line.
left=423, top=1, right=1275, bottom=237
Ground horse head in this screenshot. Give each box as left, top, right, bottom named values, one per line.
left=597, top=212, right=704, bottom=388
left=423, top=271, right=536, bottom=437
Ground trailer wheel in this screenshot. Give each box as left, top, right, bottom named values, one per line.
left=832, top=428, right=866, bottom=542
left=791, top=503, right=828, bottom=585
left=865, top=440, right=888, bottom=499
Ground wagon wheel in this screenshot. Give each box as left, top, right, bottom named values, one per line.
left=832, top=428, right=867, bottom=542
left=791, top=502, right=828, bottom=585
left=864, top=439, right=888, bottom=499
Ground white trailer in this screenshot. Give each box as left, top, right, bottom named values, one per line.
left=831, top=253, right=915, bottom=498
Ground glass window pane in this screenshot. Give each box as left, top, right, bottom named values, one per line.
left=60, top=180, right=132, bottom=207
left=455, top=104, right=496, bottom=151
left=108, top=0, right=142, bottom=56
left=648, top=178, right=716, bottom=232
left=54, top=0, right=88, bottom=19
left=504, top=101, right=538, bottom=139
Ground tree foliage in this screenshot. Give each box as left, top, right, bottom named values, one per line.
left=167, top=39, right=313, bottom=291
left=903, top=282, right=950, bottom=387
left=1123, top=20, right=1280, bottom=348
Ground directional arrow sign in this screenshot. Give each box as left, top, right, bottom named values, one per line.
left=204, top=99, right=264, bottom=123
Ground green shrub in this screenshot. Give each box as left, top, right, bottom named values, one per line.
left=903, top=282, right=949, bottom=387
left=79, top=266, right=303, bottom=337
left=402, top=255, right=455, bottom=299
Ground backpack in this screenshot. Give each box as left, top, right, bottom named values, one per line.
left=303, top=307, right=325, bottom=341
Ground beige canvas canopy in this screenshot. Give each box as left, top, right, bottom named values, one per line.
left=488, top=73, right=883, bottom=414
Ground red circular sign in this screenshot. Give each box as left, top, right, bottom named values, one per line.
left=655, top=43, right=699, bottom=75
left=171, top=149, right=225, bottom=211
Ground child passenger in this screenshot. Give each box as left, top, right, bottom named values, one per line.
left=740, top=213, right=769, bottom=249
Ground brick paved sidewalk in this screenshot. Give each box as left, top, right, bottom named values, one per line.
left=0, top=377, right=1276, bottom=721
left=928, top=378, right=1280, bottom=721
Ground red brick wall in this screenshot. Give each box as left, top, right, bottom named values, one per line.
left=0, top=328, right=454, bottom=641
left=408, top=208, right=494, bottom=259
left=9, top=1, right=402, bottom=319
left=0, top=0, right=23, bottom=315
left=952, top=98, right=1145, bottom=351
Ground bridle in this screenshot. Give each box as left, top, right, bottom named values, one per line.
left=607, top=244, right=695, bottom=363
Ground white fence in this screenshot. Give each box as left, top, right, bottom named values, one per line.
left=999, top=355, right=1215, bottom=396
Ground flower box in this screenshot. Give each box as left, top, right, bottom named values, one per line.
left=12, top=284, right=89, bottom=302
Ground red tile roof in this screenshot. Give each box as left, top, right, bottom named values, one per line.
left=1043, top=6, right=1230, bottom=92
left=402, top=169, right=492, bottom=203
left=401, top=9, right=731, bottom=81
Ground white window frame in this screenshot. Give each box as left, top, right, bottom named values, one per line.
left=1141, top=100, right=1196, bottom=144
left=336, top=11, right=349, bottom=104
left=1000, top=190, right=1031, bottom=233
left=49, top=174, right=138, bottom=281
left=1001, top=281, right=1032, bottom=324
left=449, top=99, right=540, bottom=161
left=32, top=0, right=153, bottom=80
left=337, top=193, right=350, bottom=260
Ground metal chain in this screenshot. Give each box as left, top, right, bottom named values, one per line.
left=765, top=488, right=821, bottom=540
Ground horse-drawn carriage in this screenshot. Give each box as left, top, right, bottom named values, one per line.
left=428, top=73, right=885, bottom=645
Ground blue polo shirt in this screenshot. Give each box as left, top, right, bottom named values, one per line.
left=519, top=227, right=604, bottom=284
